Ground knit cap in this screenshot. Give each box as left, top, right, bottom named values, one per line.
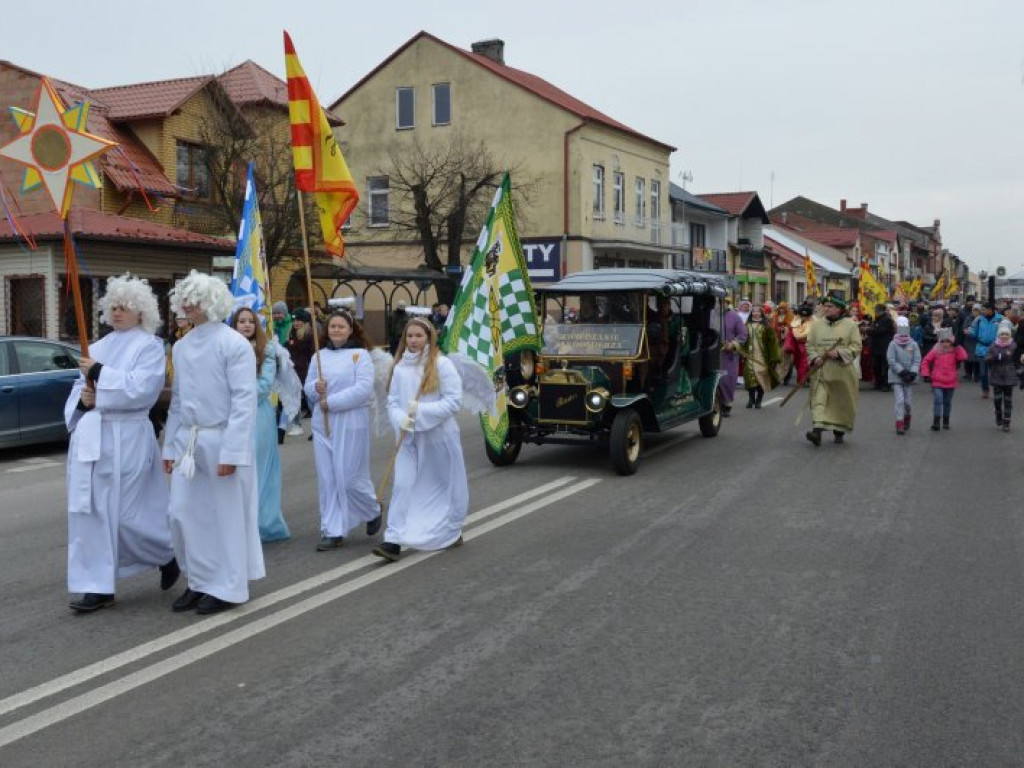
left=896, top=316, right=909, bottom=330
left=998, top=321, right=1013, bottom=337
left=937, top=327, right=953, bottom=342
left=272, top=301, right=288, bottom=315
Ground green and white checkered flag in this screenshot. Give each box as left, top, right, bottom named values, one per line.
left=442, top=172, right=541, bottom=450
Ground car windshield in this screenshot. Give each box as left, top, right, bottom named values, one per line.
left=540, top=291, right=644, bottom=357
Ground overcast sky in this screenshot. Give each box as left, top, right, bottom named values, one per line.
left=5, top=0, right=1023, bottom=272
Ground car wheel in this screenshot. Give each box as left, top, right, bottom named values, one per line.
left=484, top=431, right=522, bottom=467
left=699, top=391, right=722, bottom=437
left=609, top=409, right=642, bottom=475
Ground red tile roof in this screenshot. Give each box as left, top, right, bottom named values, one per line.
left=797, top=227, right=860, bottom=248
left=332, top=31, right=673, bottom=151
left=697, top=192, right=759, bottom=217
left=764, top=235, right=806, bottom=270
left=90, top=76, right=213, bottom=120
left=0, top=208, right=234, bottom=251
left=219, top=60, right=288, bottom=108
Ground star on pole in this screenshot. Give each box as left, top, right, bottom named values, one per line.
left=0, top=77, right=115, bottom=219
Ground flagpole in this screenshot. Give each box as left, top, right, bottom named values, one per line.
left=295, top=190, right=330, bottom=437
left=63, top=218, right=90, bottom=358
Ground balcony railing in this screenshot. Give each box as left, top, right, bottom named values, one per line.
left=673, top=246, right=728, bottom=273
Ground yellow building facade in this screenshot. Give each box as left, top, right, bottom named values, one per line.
left=330, top=32, right=677, bottom=294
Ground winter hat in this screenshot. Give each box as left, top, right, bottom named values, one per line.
left=937, top=327, right=953, bottom=342
left=998, top=321, right=1013, bottom=338
left=896, top=316, right=909, bottom=331
left=291, top=308, right=311, bottom=322
left=272, top=301, right=288, bottom=315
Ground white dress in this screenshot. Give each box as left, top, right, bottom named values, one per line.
left=305, top=345, right=380, bottom=538
left=384, top=350, right=468, bottom=550
left=65, top=327, right=173, bottom=594
left=162, top=321, right=265, bottom=603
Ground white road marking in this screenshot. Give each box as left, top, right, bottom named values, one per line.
left=761, top=397, right=783, bottom=407
left=0, top=475, right=593, bottom=736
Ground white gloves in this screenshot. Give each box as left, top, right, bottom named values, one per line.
left=407, top=401, right=419, bottom=417
left=400, top=415, right=416, bottom=433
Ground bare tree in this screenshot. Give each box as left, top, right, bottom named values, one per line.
left=378, top=133, right=533, bottom=304
left=198, top=104, right=308, bottom=270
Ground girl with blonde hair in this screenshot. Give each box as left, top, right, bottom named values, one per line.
left=373, top=314, right=468, bottom=562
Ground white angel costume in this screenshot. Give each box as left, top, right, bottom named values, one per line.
left=163, top=320, right=265, bottom=603
left=384, top=348, right=468, bottom=550
left=305, top=344, right=381, bottom=538
left=65, top=327, right=173, bottom=594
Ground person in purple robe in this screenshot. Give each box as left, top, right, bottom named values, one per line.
left=719, top=307, right=749, bottom=417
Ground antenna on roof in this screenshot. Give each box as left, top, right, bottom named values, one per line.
left=677, top=170, right=693, bottom=190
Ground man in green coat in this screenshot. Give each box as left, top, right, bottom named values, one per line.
left=806, top=294, right=862, bottom=446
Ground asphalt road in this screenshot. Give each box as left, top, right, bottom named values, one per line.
left=1, top=381, right=1023, bottom=767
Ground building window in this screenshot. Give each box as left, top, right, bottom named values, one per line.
left=592, top=165, right=605, bottom=218
left=368, top=176, right=390, bottom=226
left=634, top=178, right=645, bottom=225
left=612, top=172, right=625, bottom=223
left=432, top=83, right=451, bottom=126
left=650, top=180, right=661, bottom=243
left=176, top=141, right=210, bottom=199
left=396, top=87, right=414, bottom=130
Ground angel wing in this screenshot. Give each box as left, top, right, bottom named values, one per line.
left=271, top=341, right=303, bottom=420
left=369, top=347, right=395, bottom=437
left=446, top=351, right=498, bottom=417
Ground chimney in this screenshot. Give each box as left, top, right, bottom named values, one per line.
left=860, top=202, right=868, bottom=212
left=781, top=212, right=788, bottom=225
left=471, top=39, right=505, bottom=65
left=839, top=199, right=847, bottom=212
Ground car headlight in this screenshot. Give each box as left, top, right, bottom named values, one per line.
left=519, top=349, right=536, bottom=381
left=585, top=388, right=609, bottom=413
left=509, top=386, right=531, bottom=409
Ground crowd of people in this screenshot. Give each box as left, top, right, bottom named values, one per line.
left=63, top=273, right=468, bottom=616
left=719, top=292, right=1024, bottom=443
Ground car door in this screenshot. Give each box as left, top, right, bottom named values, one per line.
left=0, top=341, right=19, bottom=446
left=11, top=339, right=80, bottom=445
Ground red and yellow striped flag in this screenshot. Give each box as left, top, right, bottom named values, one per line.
left=284, top=31, right=358, bottom=257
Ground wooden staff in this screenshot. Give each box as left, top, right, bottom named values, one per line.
left=63, top=219, right=89, bottom=358
left=295, top=190, right=329, bottom=437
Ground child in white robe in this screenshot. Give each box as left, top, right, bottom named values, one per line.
left=65, top=274, right=178, bottom=612
left=305, top=308, right=381, bottom=551
left=163, top=271, right=264, bottom=615
left=373, top=317, right=468, bottom=561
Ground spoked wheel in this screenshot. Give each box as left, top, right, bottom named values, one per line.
left=484, top=431, right=523, bottom=467
left=699, top=391, right=723, bottom=437
left=609, top=409, right=643, bottom=475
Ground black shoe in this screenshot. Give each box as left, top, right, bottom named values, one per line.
left=308, top=433, right=314, bottom=441
left=931, top=418, right=941, bottom=431
left=805, top=430, right=821, bottom=447
left=372, top=542, right=402, bottom=562
left=69, top=593, right=115, bottom=613
left=172, top=588, right=204, bottom=612
left=943, top=419, right=950, bottom=430
left=159, top=557, right=181, bottom=591
left=277, top=428, right=286, bottom=445
left=721, top=405, right=732, bottom=418
left=833, top=431, right=845, bottom=444
left=196, top=595, right=237, bottom=615
left=316, top=535, right=344, bottom=551
left=365, top=514, right=382, bottom=537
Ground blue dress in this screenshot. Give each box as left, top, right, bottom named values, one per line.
left=256, top=350, right=290, bottom=541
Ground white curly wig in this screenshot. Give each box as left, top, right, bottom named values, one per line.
left=169, top=270, right=234, bottom=323
left=99, top=273, right=161, bottom=334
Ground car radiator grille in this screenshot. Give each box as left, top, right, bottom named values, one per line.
left=538, top=383, right=588, bottom=423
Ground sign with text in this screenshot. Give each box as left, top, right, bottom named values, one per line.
left=542, top=323, right=642, bottom=357
left=522, top=239, right=561, bottom=282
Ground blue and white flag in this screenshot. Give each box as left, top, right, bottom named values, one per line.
left=229, top=163, right=271, bottom=330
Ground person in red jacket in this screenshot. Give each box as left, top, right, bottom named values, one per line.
left=920, top=328, right=968, bottom=431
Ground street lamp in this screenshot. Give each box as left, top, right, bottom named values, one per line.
left=850, top=263, right=860, bottom=304
left=979, top=270, right=988, bottom=302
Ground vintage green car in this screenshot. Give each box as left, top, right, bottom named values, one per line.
left=488, top=268, right=727, bottom=475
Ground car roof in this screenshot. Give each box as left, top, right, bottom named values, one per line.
left=542, top=269, right=727, bottom=298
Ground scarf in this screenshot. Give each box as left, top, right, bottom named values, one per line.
left=995, top=336, right=1013, bottom=348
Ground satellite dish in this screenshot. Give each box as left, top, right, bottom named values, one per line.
left=997, top=266, right=1006, bottom=277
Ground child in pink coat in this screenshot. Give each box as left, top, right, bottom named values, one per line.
left=920, top=328, right=968, bottom=430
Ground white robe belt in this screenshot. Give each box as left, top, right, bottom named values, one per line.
left=175, top=423, right=225, bottom=480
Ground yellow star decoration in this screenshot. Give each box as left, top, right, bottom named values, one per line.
left=0, top=77, right=115, bottom=219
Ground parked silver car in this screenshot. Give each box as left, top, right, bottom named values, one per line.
left=0, top=336, right=81, bottom=449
